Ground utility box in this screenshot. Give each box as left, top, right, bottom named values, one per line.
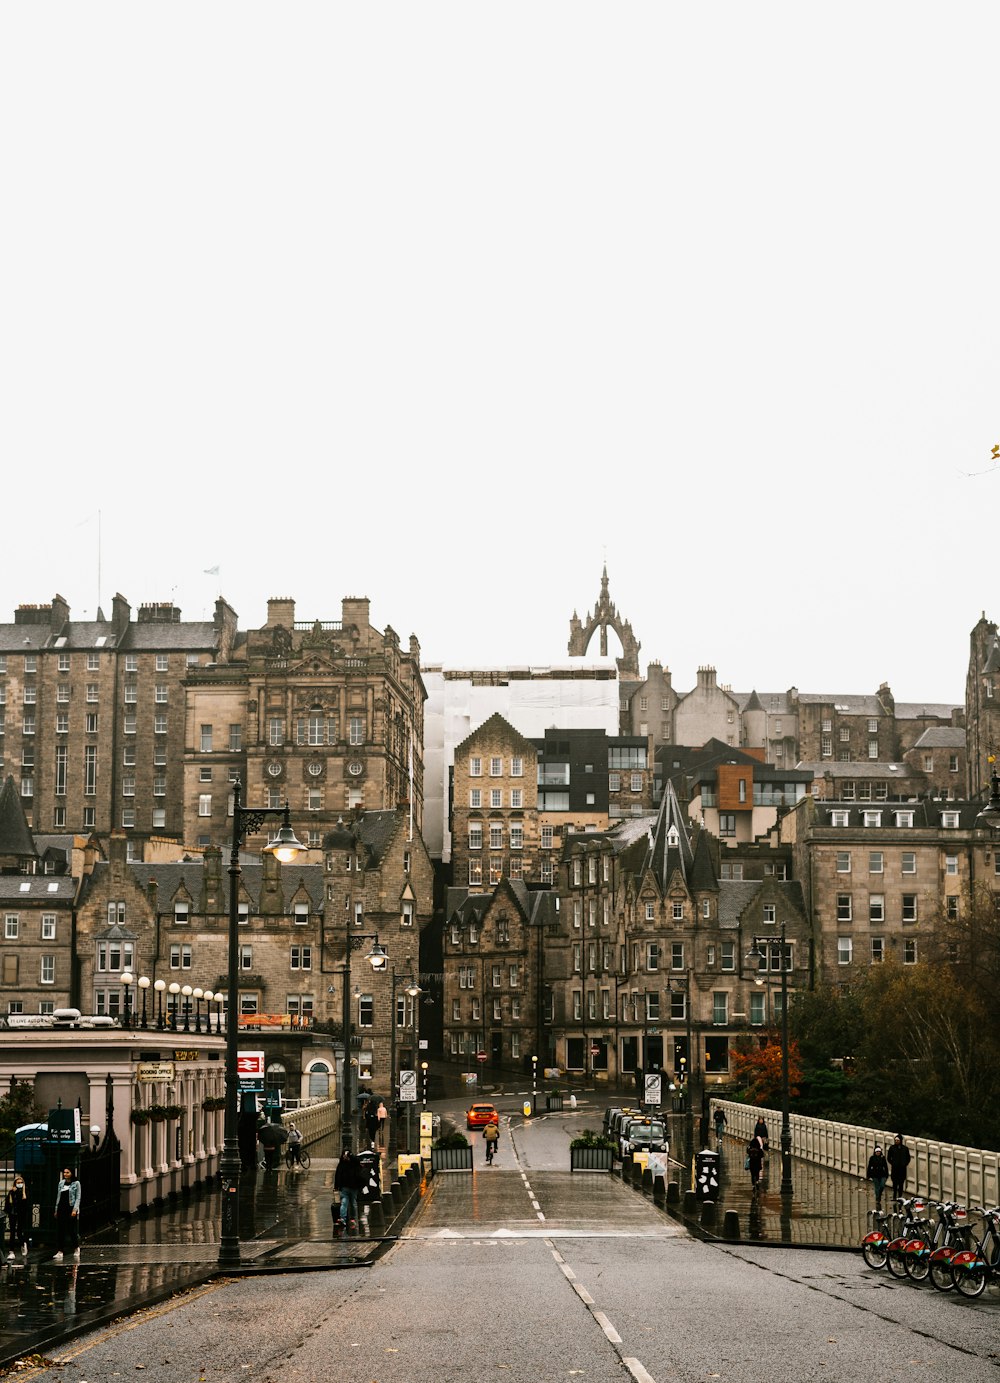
left=694, top=1149, right=720, bottom=1201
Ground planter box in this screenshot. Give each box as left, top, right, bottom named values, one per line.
left=430, top=1146, right=473, bottom=1173
left=570, top=1146, right=614, bottom=1171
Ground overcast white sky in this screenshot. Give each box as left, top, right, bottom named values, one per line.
left=2, top=5, right=996, bottom=705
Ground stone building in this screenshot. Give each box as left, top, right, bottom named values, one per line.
left=0, top=591, right=424, bottom=862
left=902, top=727, right=967, bottom=800
left=443, top=878, right=556, bottom=1069
left=451, top=714, right=538, bottom=893
left=965, top=612, right=1000, bottom=799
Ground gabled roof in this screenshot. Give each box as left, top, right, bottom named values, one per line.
left=642, top=781, right=695, bottom=894
left=896, top=702, right=961, bottom=720
left=0, top=776, right=38, bottom=859
left=453, top=711, right=535, bottom=758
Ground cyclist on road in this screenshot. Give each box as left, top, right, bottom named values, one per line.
left=484, top=1118, right=500, bottom=1165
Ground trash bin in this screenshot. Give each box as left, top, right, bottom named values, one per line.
left=694, top=1149, right=720, bottom=1201
left=546, top=1093, right=564, bottom=1112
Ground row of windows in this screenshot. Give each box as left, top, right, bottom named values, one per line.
left=468, top=824, right=524, bottom=850
left=835, top=893, right=932, bottom=923
left=468, top=756, right=525, bottom=778
left=456, top=964, right=522, bottom=988
left=4, top=913, right=58, bottom=940
left=838, top=936, right=919, bottom=964
left=449, top=1031, right=522, bottom=1058
left=451, top=996, right=522, bottom=1022
left=263, top=718, right=367, bottom=749
left=570, top=856, right=611, bottom=886
left=468, top=788, right=525, bottom=808
left=1, top=955, right=57, bottom=983
left=467, top=859, right=526, bottom=885
left=827, top=809, right=962, bottom=829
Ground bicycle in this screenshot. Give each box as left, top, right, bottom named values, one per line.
left=884, top=1197, right=932, bottom=1278
left=906, top=1201, right=968, bottom=1285
left=950, top=1206, right=1000, bottom=1299
left=284, top=1145, right=311, bottom=1170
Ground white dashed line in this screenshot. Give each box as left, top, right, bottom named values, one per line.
left=593, top=1311, right=621, bottom=1344
left=559, top=1262, right=576, bottom=1282
left=573, top=1282, right=595, bottom=1306
left=623, top=1359, right=656, bottom=1383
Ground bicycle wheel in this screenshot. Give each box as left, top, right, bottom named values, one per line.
left=298, top=1148, right=311, bottom=1170
left=886, top=1247, right=909, bottom=1278
left=863, top=1242, right=888, bottom=1270
left=929, top=1259, right=955, bottom=1292
left=284, top=1150, right=294, bottom=1169
left=955, top=1265, right=988, bottom=1298
left=904, top=1248, right=930, bottom=1282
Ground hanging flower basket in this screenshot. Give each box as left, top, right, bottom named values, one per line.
left=130, top=1109, right=150, bottom=1126
left=147, top=1105, right=168, bottom=1123
left=202, top=1095, right=226, bottom=1112
left=164, top=1104, right=183, bottom=1120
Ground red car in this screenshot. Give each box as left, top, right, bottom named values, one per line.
left=467, top=1102, right=498, bottom=1130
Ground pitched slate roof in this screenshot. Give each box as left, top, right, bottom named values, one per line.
left=0, top=875, right=76, bottom=903
left=121, top=621, right=218, bottom=651
left=911, top=727, right=966, bottom=749
left=795, top=693, right=884, bottom=714
left=896, top=702, right=962, bottom=720
left=0, top=776, right=38, bottom=859
left=642, top=781, right=695, bottom=893
left=80, top=859, right=326, bottom=912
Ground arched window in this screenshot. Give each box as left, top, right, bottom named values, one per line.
left=265, top=1062, right=287, bottom=1099
left=307, top=1061, right=331, bottom=1100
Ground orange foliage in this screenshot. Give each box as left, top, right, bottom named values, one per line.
left=730, top=1035, right=802, bottom=1106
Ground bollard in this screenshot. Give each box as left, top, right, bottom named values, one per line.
left=667, top=1180, right=680, bottom=1204
left=641, top=1169, right=653, bottom=1196
left=381, top=1190, right=396, bottom=1218
left=390, top=1179, right=403, bottom=1205
left=700, top=1199, right=717, bottom=1226
left=622, top=1156, right=635, bottom=1184
left=722, top=1209, right=740, bottom=1240
left=683, top=1189, right=699, bottom=1214
left=653, top=1174, right=666, bottom=1204
left=367, top=1200, right=386, bottom=1231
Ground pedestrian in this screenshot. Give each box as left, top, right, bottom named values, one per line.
left=887, top=1133, right=911, bottom=1203
left=713, top=1108, right=727, bottom=1141
left=752, top=1115, right=769, bottom=1150
left=334, top=1148, right=364, bottom=1230
left=484, top=1117, right=499, bottom=1165
left=363, top=1099, right=378, bottom=1146
left=52, top=1167, right=81, bottom=1261
left=376, top=1100, right=388, bottom=1142
left=237, top=1104, right=259, bottom=1172
left=287, top=1123, right=304, bottom=1166
left=746, top=1136, right=766, bottom=1190
left=867, top=1144, right=889, bottom=1210
left=4, top=1173, right=30, bottom=1258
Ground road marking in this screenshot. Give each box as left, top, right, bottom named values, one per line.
left=623, top=1359, right=656, bottom=1383
left=573, top=1282, right=595, bottom=1306
left=530, top=1198, right=541, bottom=1211
left=559, top=1262, right=576, bottom=1281
left=593, top=1311, right=622, bottom=1344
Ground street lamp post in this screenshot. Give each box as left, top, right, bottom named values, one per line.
left=181, top=984, right=193, bottom=1033
left=420, top=1060, right=428, bottom=1109
left=192, top=987, right=203, bottom=1033
left=154, top=978, right=166, bottom=1029
left=388, top=968, right=421, bottom=1159
left=531, top=1054, right=538, bottom=1113
left=137, top=975, right=150, bottom=1028
left=120, top=971, right=134, bottom=1029
left=745, top=923, right=793, bottom=1196
left=168, top=982, right=180, bottom=1028
left=339, top=934, right=389, bottom=1153
left=219, top=780, right=304, bottom=1271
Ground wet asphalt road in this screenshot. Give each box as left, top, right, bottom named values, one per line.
left=7, top=1093, right=998, bottom=1383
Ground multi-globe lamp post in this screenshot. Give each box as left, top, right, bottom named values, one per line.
left=744, top=924, right=793, bottom=1196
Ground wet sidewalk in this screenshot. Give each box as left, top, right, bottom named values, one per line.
left=0, top=1147, right=413, bottom=1371
left=644, top=1123, right=877, bottom=1248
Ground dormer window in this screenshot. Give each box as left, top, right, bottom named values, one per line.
left=895, top=811, right=915, bottom=828
left=940, top=811, right=960, bottom=828
left=830, top=811, right=850, bottom=827
left=862, top=811, right=881, bottom=828
left=174, top=903, right=190, bottom=925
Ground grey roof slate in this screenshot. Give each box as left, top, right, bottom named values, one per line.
left=797, top=761, right=919, bottom=779
left=895, top=702, right=962, bottom=719
left=80, top=859, right=326, bottom=912
left=717, top=881, right=762, bottom=927
left=121, top=622, right=218, bottom=651
left=0, top=876, right=75, bottom=902
left=911, top=727, right=966, bottom=749
left=795, top=693, right=883, bottom=713
left=0, top=776, right=38, bottom=859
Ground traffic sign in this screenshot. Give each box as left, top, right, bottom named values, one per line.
left=237, top=1049, right=265, bottom=1093
left=399, top=1069, right=417, bottom=1103
left=476, top=1052, right=488, bottom=1062
left=590, top=1044, right=600, bottom=1055
left=644, top=1072, right=662, bottom=1108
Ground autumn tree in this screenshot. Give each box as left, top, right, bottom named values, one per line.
left=730, top=1033, right=802, bottom=1107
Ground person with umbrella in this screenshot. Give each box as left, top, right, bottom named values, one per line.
left=257, top=1118, right=288, bottom=1171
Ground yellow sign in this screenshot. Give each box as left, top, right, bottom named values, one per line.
left=137, top=1061, right=175, bottom=1082
left=173, top=1050, right=200, bottom=1060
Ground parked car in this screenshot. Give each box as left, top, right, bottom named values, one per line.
left=467, top=1102, right=499, bottom=1129
left=623, top=1118, right=668, bottom=1156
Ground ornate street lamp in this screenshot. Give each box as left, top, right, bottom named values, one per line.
left=975, top=760, right=1000, bottom=830
left=120, top=971, right=134, bottom=1030
left=339, top=934, right=391, bottom=1152
left=745, top=925, right=793, bottom=1196
left=219, top=781, right=303, bottom=1271
left=388, top=968, right=422, bottom=1157
left=192, top=987, right=204, bottom=1033
left=168, top=982, right=181, bottom=1028
left=137, top=975, right=150, bottom=1029
left=154, top=978, right=166, bottom=1030
left=181, top=984, right=193, bottom=1033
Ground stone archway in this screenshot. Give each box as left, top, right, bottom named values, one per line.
left=567, top=565, right=640, bottom=678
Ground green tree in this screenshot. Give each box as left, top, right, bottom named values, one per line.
left=0, top=1078, right=42, bottom=1150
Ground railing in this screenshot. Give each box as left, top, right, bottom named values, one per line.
left=712, top=1099, right=1000, bottom=1207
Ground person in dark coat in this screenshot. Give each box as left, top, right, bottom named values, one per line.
left=866, top=1145, right=889, bottom=1209
left=4, top=1174, right=30, bottom=1258
left=363, top=1099, right=379, bottom=1145
left=752, top=1116, right=769, bottom=1149
left=52, top=1168, right=81, bottom=1260
left=747, top=1136, right=766, bottom=1190
left=334, top=1148, right=364, bottom=1229
left=887, top=1133, right=911, bottom=1202
left=237, top=1106, right=259, bottom=1172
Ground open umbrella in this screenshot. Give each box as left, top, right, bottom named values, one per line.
left=257, top=1122, right=288, bottom=1148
